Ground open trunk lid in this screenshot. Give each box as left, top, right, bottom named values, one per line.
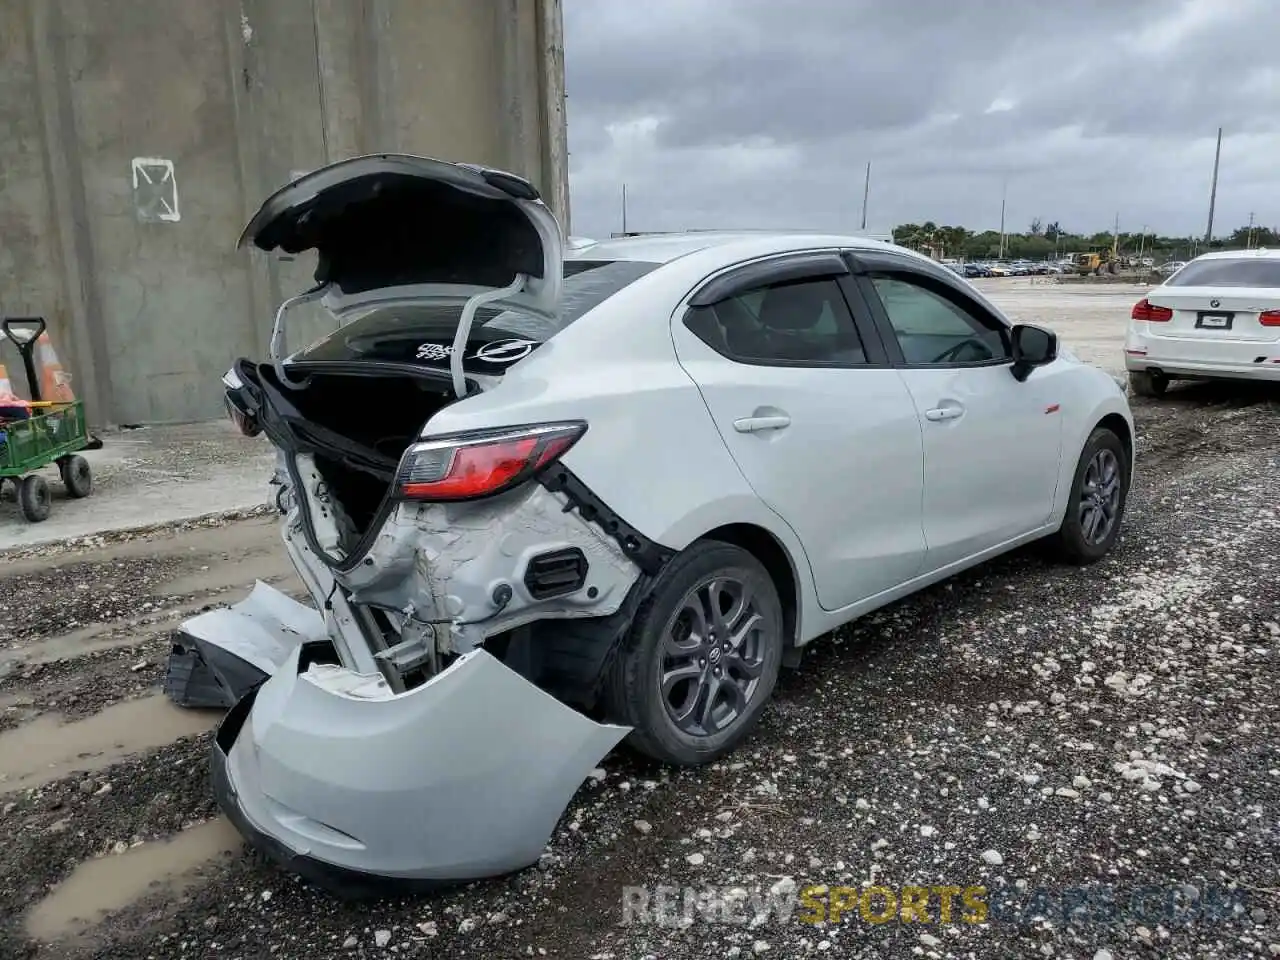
left=240, top=154, right=564, bottom=398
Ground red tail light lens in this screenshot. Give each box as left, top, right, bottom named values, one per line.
left=1260, top=310, right=1280, bottom=327
left=1131, top=299, right=1173, bottom=322
left=396, top=422, right=587, bottom=501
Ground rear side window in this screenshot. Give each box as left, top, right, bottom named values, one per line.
left=1167, top=259, right=1280, bottom=288
left=684, top=277, right=868, bottom=366
left=292, top=259, right=659, bottom=370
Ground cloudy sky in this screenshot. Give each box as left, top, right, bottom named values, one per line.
left=562, top=0, right=1280, bottom=240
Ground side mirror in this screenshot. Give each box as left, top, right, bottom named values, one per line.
left=1010, top=323, right=1057, bottom=382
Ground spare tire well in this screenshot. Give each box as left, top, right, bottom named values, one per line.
left=698, top=524, right=799, bottom=652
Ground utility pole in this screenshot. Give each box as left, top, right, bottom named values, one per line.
left=1247, top=211, right=1256, bottom=249
left=860, top=162, right=871, bottom=231
left=1137, top=224, right=1147, bottom=263
left=998, top=179, right=1007, bottom=259
left=621, top=183, right=628, bottom=235
left=1205, top=126, right=1222, bottom=244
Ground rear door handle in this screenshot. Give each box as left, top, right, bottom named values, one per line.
left=733, top=414, right=791, bottom=433
left=924, top=403, right=965, bottom=422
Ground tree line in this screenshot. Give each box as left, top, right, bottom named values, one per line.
left=890, top=220, right=1279, bottom=261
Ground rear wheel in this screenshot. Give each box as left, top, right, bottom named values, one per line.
left=19, top=475, right=51, bottom=522
left=605, top=541, right=784, bottom=766
left=1128, top=369, right=1167, bottom=398
left=60, top=454, right=92, bottom=498
left=1051, top=428, right=1128, bottom=565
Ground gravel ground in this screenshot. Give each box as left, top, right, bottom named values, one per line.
left=1, top=381, right=1278, bottom=960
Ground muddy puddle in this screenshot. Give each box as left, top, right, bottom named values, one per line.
left=0, top=694, right=221, bottom=793
left=26, top=818, right=244, bottom=942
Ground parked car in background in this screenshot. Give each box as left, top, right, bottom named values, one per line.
left=1126, top=249, right=1280, bottom=396
left=190, top=153, right=1137, bottom=891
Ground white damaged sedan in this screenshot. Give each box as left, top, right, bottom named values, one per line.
left=169, top=155, right=1134, bottom=895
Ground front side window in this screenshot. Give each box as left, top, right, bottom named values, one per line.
left=869, top=274, right=1010, bottom=366
left=685, top=277, right=867, bottom=366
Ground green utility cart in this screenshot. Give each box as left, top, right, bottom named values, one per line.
left=0, top=317, right=93, bottom=522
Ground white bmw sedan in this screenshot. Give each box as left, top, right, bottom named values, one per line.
left=1126, top=248, right=1280, bottom=396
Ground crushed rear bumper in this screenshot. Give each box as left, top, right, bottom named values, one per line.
left=187, top=589, right=628, bottom=896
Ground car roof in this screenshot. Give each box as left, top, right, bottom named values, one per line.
left=1192, top=248, right=1280, bottom=262
left=566, top=230, right=918, bottom=266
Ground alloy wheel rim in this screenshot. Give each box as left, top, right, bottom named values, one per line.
left=660, top=575, right=768, bottom=736
left=1079, top=448, right=1121, bottom=545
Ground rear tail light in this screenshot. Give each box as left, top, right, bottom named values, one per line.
left=396, top=421, right=587, bottom=501
left=1260, top=310, right=1280, bottom=327
left=1131, top=299, right=1173, bottom=322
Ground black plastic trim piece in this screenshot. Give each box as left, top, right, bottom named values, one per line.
left=538, top=466, right=676, bottom=576
left=523, top=547, right=589, bottom=600
left=688, top=252, right=849, bottom=308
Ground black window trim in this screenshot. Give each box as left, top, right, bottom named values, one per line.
left=682, top=250, right=892, bottom=369
left=845, top=250, right=1015, bottom=370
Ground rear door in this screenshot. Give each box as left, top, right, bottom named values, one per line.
left=672, top=252, right=926, bottom=611
left=850, top=250, right=1063, bottom=572
left=1143, top=257, right=1280, bottom=364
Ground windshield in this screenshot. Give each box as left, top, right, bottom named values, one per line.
left=291, top=259, right=660, bottom=371
left=1166, top=258, right=1280, bottom=288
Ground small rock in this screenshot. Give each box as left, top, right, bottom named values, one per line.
left=1093, top=950, right=1113, bottom=960
left=587, top=767, right=606, bottom=782
left=417, top=921, right=438, bottom=937
left=488, top=911, right=507, bottom=925
left=1055, top=787, right=1080, bottom=799
left=1252, top=907, right=1268, bottom=924
left=342, top=935, right=358, bottom=949
left=855, top=798, right=871, bottom=810
left=1183, top=780, right=1202, bottom=794
left=770, top=877, right=796, bottom=896
left=920, top=933, right=942, bottom=947
left=1072, top=775, right=1092, bottom=790
left=374, top=929, right=391, bottom=948
left=204, top=916, right=218, bottom=930
left=686, top=852, right=705, bottom=866
left=78, top=778, right=97, bottom=795
left=920, top=825, right=937, bottom=837
left=752, top=941, right=771, bottom=955
left=458, top=917, right=477, bottom=934
left=981, top=849, right=1004, bottom=866
left=260, top=890, right=272, bottom=902
left=634, top=820, right=652, bottom=835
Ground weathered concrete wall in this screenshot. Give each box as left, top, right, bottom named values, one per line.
left=0, top=0, right=569, bottom=425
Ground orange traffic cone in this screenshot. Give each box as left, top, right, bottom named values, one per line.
left=34, top=332, right=75, bottom=403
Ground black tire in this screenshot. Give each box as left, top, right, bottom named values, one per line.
left=604, top=541, right=785, bottom=766
left=1128, top=369, right=1167, bottom=398
left=1051, top=428, right=1129, bottom=565
left=19, top=475, right=52, bottom=522
left=60, top=454, right=92, bottom=498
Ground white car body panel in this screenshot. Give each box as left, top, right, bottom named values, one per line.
left=898, top=361, right=1063, bottom=571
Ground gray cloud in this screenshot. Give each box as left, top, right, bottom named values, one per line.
left=562, top=0, right=1280, bottom=240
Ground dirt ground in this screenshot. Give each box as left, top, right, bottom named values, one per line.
left=1, top=283, right=1278, bottom=960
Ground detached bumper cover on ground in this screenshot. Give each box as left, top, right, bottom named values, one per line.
left=169, top=584, right=630, bottom=896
